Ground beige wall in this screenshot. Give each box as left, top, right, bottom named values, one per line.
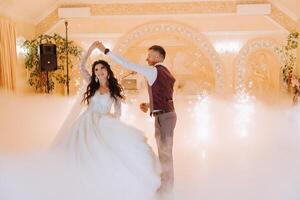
left=0, top=10, right=295, bottom=96
left=70, top=19, right=287, bottom=97
left=14, top=19, right=36, bottom=93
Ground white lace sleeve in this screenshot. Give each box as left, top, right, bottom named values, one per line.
left=113, top=98, right=122, bottom=119
left=79, top=51, right=91, bottom=82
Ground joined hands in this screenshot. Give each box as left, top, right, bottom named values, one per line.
left=88, top=41, right=107, bottom=53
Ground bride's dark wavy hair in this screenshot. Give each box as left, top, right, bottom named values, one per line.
left=82, top=60, right=124, bottom=105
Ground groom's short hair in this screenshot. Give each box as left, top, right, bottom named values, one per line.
left=148, top=45, right=166, bottom=60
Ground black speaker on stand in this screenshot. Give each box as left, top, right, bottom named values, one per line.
left=39, top=44, right=57, bottom=93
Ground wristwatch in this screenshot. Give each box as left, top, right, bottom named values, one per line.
left=104, top=48, right=110, bottom=55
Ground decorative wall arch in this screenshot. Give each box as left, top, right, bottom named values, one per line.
left=113, top=21, right=225, bottom=94
left=234, top=38, right=285, bottom=93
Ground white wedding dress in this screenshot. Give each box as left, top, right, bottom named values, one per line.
left=0, top=65, right=161, bottom=200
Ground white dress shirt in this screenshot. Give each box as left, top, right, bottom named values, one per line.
left=108, top=51, right=164, bottom=86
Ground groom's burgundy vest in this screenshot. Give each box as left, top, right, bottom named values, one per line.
left=148, top=64, right=176, bottom=114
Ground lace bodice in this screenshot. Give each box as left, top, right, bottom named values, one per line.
left=87, top=92, right=121, bottom=118
left=89, top=92, right=113, bottom=114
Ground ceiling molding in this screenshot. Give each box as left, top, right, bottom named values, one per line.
left=268, top=0, right=298, bottom=21
left=35, top=1, right=298, bottom=36
left=269, top=4, right=297, bottom=32
left=33, top=1, right=61, bottom=25
left=36, top=8, right=59, bottom=36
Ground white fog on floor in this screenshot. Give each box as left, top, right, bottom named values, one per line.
left=0, top=91, right=300, bottom=200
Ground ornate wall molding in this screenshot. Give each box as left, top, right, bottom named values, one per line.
left=235, top=38, right=285, bottom=92
left=113, top=21, right=225, bottom=93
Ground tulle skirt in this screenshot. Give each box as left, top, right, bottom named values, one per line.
left=0, top=110, right=161, bottom=200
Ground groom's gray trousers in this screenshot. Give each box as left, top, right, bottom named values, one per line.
left=154, top=111, right=177, bottom=192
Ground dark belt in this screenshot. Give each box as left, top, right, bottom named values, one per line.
left=151, top=110, right=169, bottom=117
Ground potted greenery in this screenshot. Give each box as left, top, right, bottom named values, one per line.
left=23, top=34, right=81, bottom=93
left=280, top=31, right=299, bottom=104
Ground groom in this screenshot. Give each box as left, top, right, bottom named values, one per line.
left=97, top=42, right=177, bottom=194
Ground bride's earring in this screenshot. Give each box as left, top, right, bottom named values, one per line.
left=95, top=76, right=99, bottom=82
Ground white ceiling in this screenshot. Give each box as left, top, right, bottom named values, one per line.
left=0, top=0, right=58, bottom=23
left=0, top=0, right=299, bottom=24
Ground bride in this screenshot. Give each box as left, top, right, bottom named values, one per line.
left=0, top=42, right=161, bottom=200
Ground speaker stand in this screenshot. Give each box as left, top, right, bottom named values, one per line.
left=46, top=71, right=50, bottom=94
left=65, top=21, right=70, bottom=96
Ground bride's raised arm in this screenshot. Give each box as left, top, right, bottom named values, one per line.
left=79, top=42, right=98, bottom=82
